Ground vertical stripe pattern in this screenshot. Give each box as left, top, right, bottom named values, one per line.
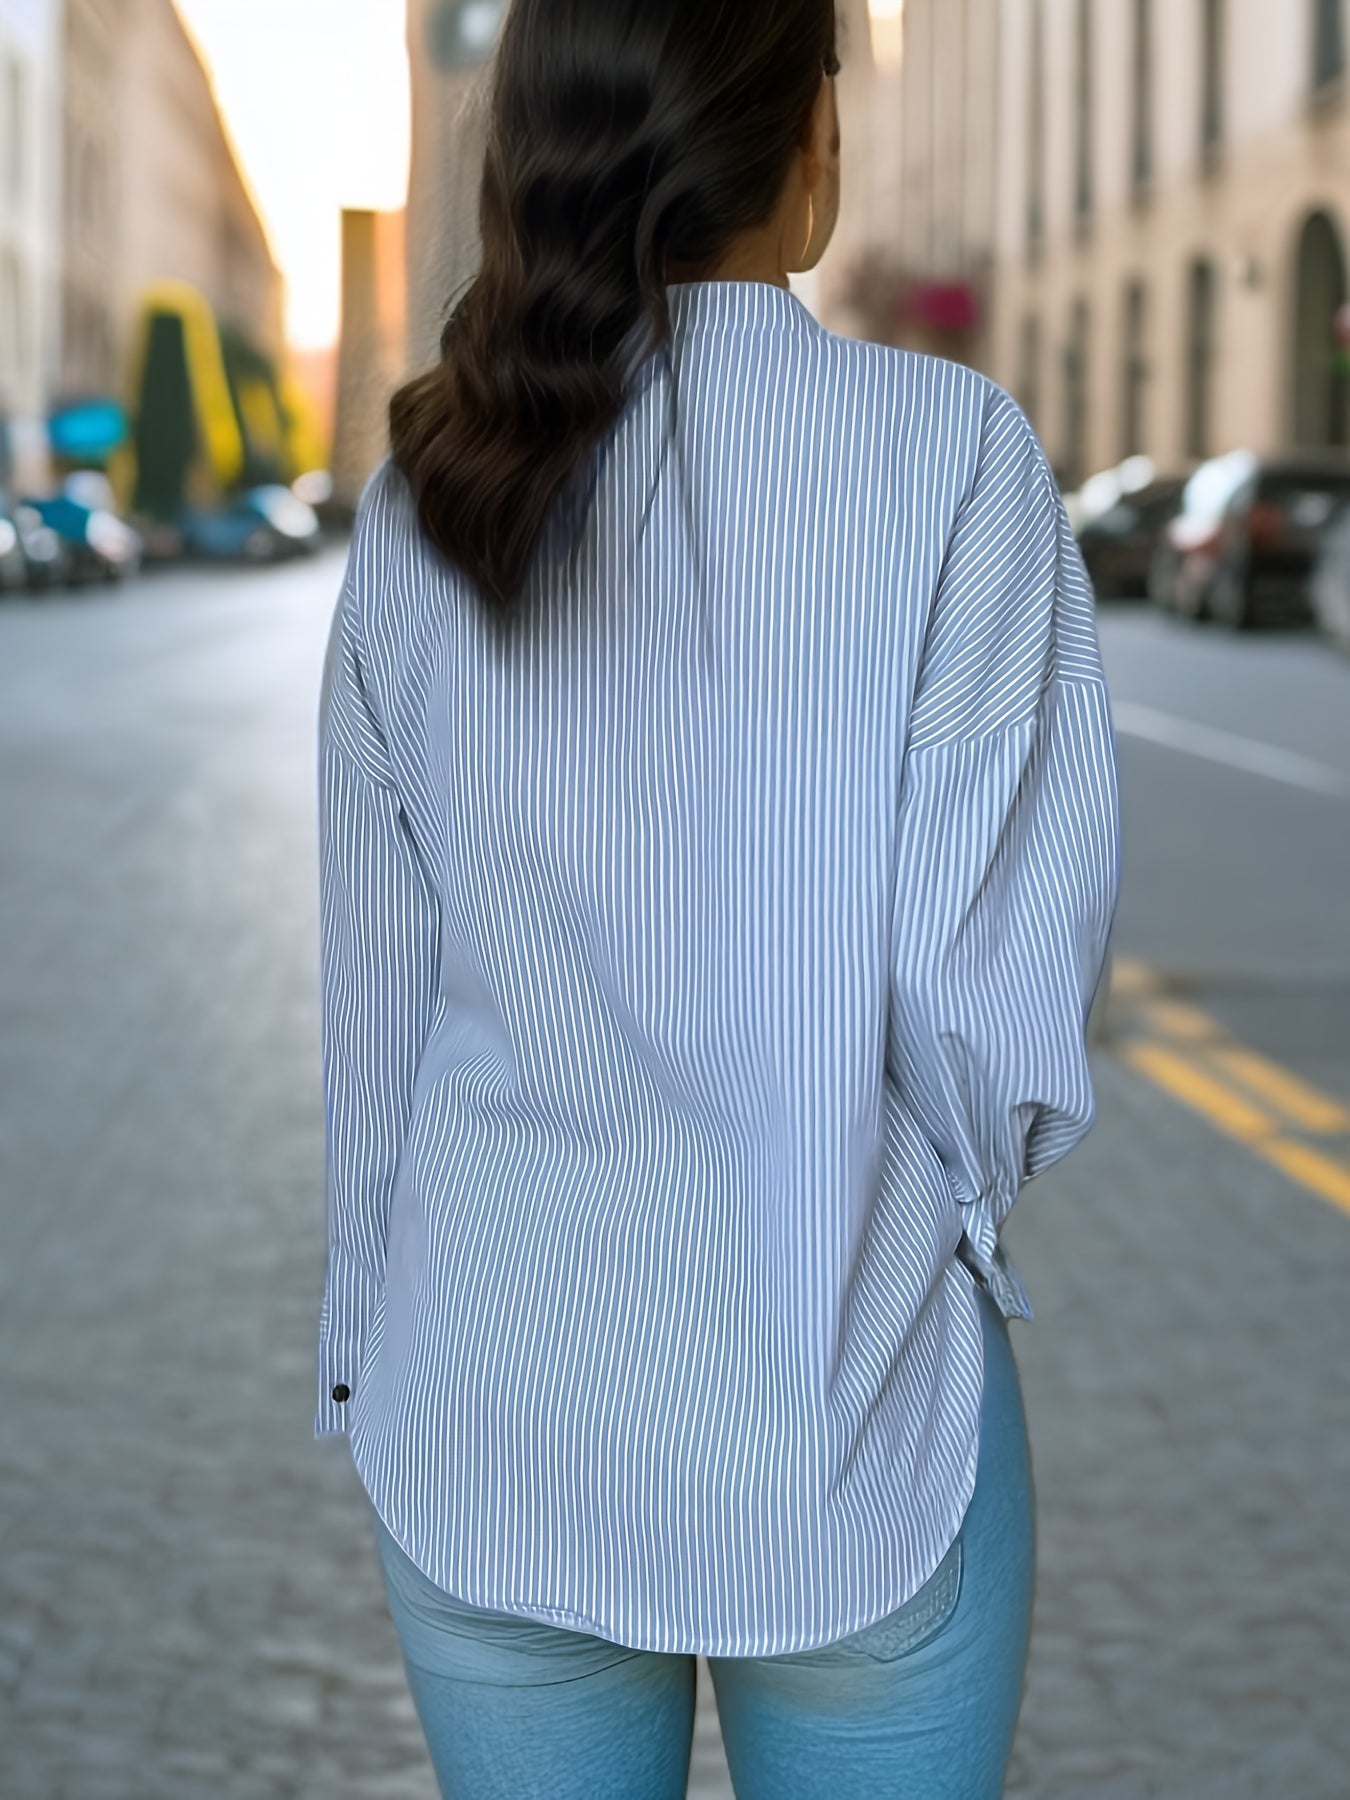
left=313, top=279, right=1121, bottom=1657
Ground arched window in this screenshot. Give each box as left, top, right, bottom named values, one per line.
left=4, top=57, right=25, bottom=207
left=1186, top=259, right=1217, bottom=460
left=1063, top=299, right=1091, bottom=488
left=0, top=250, right=22, bottom=390
left=1074, top=0, right=1094, bottom=224
left=1019, top=313, right=1042, bottom=430
left=1201, top=0, right=1225, bottom=153
left=1121, top=279, right=1149, bottom=458
left=1027, top=0, right=1046, bottom=257
left=1312, top=0, right=1345, bottom=90
left=1293, top=211, right=1349, bottom=448
left=1131, top=0, right=1153, bottom=195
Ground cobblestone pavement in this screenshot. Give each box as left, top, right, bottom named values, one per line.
left=2, top=561, right=1349, bottom=1797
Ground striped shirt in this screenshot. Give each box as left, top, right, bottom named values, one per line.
left=313, top=277, right=1120, bottom=1657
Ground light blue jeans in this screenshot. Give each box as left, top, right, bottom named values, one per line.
left=370, top=1281, right=1034, bottom=1798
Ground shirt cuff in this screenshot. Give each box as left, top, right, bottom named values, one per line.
left=955, top=1217, right=1034, bottom=1322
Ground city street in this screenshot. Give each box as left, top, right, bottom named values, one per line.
left=2, top=549, right=1349, bottom=1799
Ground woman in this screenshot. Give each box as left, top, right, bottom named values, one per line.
left=313, top=0, right=1121, bottom=1793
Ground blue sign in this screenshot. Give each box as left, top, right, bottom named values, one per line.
left=48, top=399, right=128, bottom=461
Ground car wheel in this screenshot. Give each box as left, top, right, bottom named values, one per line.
left=1173, top=567, right=1209, bottom=622
left=1211, top=563, right=1254, bottom=631
left=1148, top=549, right=1176, bottom=611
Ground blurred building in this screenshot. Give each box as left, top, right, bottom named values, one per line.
left=290, top=344, right=338, bottom=462
left=405, top=0, right=500, bottom=372
left=329, top=0, right=496, bottom=500
left=61, top=0, right=126, bottom=397
left=993, top=0, right=1350, bottom=487
left=59, top=0, right=284, bottom=404
left=816, top=0, right=999, bottom=368
left=331, top=207, right=407, bottom=511
left=0, top=0, right=62, bottom=482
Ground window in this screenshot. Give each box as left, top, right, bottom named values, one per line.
left=1027, top=0, right=1046, bottom=257
left=1312, top=0, right=1345, bottom=90
left=1186, top=259, right=1217, bottom=461
left=1063, top=299, right=1091, bottom=488
left=1201, top=0, right=1225, bottom=153
left=1293, top=211, right=1349, bottom=447
left=1019, top=314, right=1042, bottom=430
left=4, top=57, right=24, bottom=208
left=12, top=261, right=25, bottom=380
left=1121, top=281, right=1149, bottom=458
left=1074, top=0, right=1094, bottom=224
left=1131, top=0, right=1153, bottom=195
left=0, top=251, right=21, bottom=383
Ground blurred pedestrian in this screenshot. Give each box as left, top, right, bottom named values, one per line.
left=313, top=1, right=1121, bottom=1794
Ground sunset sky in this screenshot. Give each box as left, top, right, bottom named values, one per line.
left=174, top=0, right=412, bottom=351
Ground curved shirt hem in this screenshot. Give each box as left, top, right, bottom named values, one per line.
left=350, top=1435, right=982, bottom=1659
left=345, top=1278, right=986, bottom=1660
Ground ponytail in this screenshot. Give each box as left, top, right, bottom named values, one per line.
left=389, top=0, right=838, bottom=616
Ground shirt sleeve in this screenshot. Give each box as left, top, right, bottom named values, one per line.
left=887, top=384, right=1121, bottom=1315
left=314, top=485, right=441, bottom=1438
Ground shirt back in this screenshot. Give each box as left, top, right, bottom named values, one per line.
left=314, top=277, right=1120, bottom=1656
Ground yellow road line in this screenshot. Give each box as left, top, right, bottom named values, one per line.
left=1142, top=999, right=1221, bottom=1046
left=1107, top=957, right=1159, bottom=999
left=1207, top=1045, right=1350, bottom=1135
left=1117, top=1003, right=1350, bottom=1223
left=1120, top=1042, right=1273, bottom=1141
left=1260, top=1140, right=1350, bottom=1216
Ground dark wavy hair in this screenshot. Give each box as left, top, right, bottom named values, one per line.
left=389, top=0, right=839, bottom=616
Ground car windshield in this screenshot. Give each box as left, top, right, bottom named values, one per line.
left=1181, top=451, right=1257, bottom=520
left=1137, top=488, right=1184, bottom=522
left=1251, top=469, right=1350, bottom=531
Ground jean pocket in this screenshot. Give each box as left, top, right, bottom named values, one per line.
left=820, top=1533, right=964, bottom=1664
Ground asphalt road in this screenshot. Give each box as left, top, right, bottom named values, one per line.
left=0, top=557, right=1347, bottom=1798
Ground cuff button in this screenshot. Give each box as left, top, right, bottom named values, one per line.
left=331, top=1384, right=351, bottom=1403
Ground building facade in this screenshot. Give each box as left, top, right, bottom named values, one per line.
left=331, top=0, right=499, bottom=493
left=61, top=0, right=127, bottom=396
left=332, top=207, right=407, bottom=510
left=992, top=0, right=1350, bottom=487
left=0, top=0, right=61, bottom=478
left=817, top=0, right=1000, bottom=368
left=405, top=0, right=502, bottom=373
left=59, top=0, right=284, bottom=407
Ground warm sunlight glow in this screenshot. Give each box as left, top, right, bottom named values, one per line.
left=174, top=0, right=411, bottom=351
left=868, top=0, right=905, bottom=70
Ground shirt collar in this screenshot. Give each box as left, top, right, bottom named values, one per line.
left=664, top=278, right=813, bottom=337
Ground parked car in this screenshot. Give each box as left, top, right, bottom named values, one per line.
left=7, top=502, right=73, bottom=590
left=1153, top=449, right=1350, bottom=628
left=3, top=419, right=72, bottom=591
left=22, top=488, right=143, bottom=585
left=0, top=507, right=28, bottom=591
left=1309, top=507, right=1350, bottom=653
left=1073, top=461, right=1186, bottom=600
left=1149, top=450, right=1253, bottom=618
left=178, top=485, right=321, bottom=562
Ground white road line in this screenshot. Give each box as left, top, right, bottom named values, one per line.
left=1112, top=701, right=1350, bottom=799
